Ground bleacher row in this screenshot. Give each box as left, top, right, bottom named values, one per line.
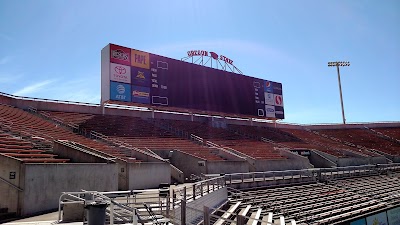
left=52, top=109, right=400, bottom=160
left=0, top=104, right=141, bottom=163
left=1, top=103, right=400, bottom=164
left=225, top=174, right=400, bottom=224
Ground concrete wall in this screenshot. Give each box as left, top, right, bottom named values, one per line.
left=165, top=150, right=208, bottom=178
left=309, top=151, right=337, bottom=168
left=337, top=156, right=388, bottom=167
left=127, top=162, right=171, bottom=190
left=13, top=98, right=101, bottom=114
left=254, top=158, right=311, bottom=171
left=52, top=141, right=114, bottom=163
left=206, top=161, right=249, bottom=175
left=212, top=147, right=246, bottom=161
left=22, top=163, right=118, bottom=216
left=0, top=155, right=23, bottom=214
left=280, top=149, right=313, bottom=169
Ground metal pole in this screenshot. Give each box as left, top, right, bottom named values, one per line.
left=336, top=65, right=346, bottom=124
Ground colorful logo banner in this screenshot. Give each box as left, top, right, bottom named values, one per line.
left=110, top=44, right=131, bottom=66
left=264, top=80, right=273, bottom=93
left=110, top=81, right=131, bottom=102
left=131, top=67, right=151, bottom=87
left=110, top=63, right=131, bottom=84
left=131, top=85, right=150, bottom=104
left=131, top=49, right=150, bottom=69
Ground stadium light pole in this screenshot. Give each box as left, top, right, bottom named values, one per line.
left=328, top=61, right=350, bottom=124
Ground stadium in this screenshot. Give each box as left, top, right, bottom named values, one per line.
left=0, top=43, right=399, bottom=225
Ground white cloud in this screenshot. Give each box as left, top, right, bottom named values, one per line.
left=13, top=80, right=56, bottom=96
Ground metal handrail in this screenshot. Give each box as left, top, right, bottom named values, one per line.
left=0, top=176, right=23, bottom=192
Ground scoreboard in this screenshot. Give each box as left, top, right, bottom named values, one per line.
left=101, top=44, right=284, bottom=119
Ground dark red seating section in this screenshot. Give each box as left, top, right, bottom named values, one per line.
left=316, top=128, right=400, bottom=156
left=0, top=130, right=69, bottom=163
left=0, top=104, right=140, bottom=162
left=158, top=120, right=287, bottom=160
left=373, top=127, right=400, bottom=140
left=42, top=111, right=226, bottom=161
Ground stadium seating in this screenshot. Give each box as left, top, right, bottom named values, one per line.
left=40, top=111, right=227, bottom=161
left=225, top=175, right=396, bottom=225
left=281, top=128, right=382, bottom=157
left=159, top=120, right=287, bottom=160
left=316, top=128, right=400, bottom=156
left=0, top=129, right=70, bottom=163
left=372, top=127, right=400, bottom=140
left=0, top=104, right=139, bottom=162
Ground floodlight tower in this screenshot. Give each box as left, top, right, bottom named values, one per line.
left=328, top=61, right=350, bottom=124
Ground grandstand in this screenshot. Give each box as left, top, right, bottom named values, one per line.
left=1, top=91, right=400, bottom=224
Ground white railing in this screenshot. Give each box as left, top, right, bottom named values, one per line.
left=172, top=176, right=226, bottom=205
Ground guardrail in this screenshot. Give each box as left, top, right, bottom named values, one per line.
left=58, top=189, right=171, bottom=225
left=0, top=91, right=100, bottom=107
left=172, top=176, right=225, bottom=206
left=225, top=164, right=400, bottom=186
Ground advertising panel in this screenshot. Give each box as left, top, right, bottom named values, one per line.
left=132, top=85, right=150, bottom=104
left=110, top=44, right=131, bottom=66
left=264, top=80, right=273, bottom=93
left=103, top=44, right=285, bottom=119
left=264, top=92, right=274, bottom=105
left=131, top=67, right=151, bottom=87
left=110, top=81, right=131, bottom=102
left=272, top=82, right=283, bottom=95
left=265, top=105, right=276, bottom=118
left=131, top=49, right=150, bottom=69
left=387, top=207, right=400, bottom=225
left=110, top=63, right=131, bottom=84
left=274, top=94, right=284, bottom=107
left=366, top=212, right=388, bottom=225
left=275, top=106, right=284, bottom=119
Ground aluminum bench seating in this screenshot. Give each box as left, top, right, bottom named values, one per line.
left=238, top=205, right=252, bottom=217
left=214, top=201, right=242, bottom=225
left=246, top=208, right=262, bottom=225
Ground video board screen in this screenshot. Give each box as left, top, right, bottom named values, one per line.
left=101, top=44, right=285, bottom=119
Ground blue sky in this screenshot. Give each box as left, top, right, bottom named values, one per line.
left=0, top=0, right=399, bottom=124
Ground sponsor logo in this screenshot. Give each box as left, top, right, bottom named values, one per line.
left=264, top=92, right=274, bottom=105
left=265, top=105, right=275, bottom=118
left=136, top=71, right=145, bottom=79
left=112, top=49, right=129, bottom=61
left=114, top=66, right=126, bottom=75
left=131, top=50, right=150, bottom=69
left=133, top=90, right=150, bottom=98
left=275, top=111, right=284, bottom=115
left=266, top=108, right=275, bottom=113
left=266, top=81, right=271, bottom=87
left=116, top=85, right=125, bottom=94
left=275, top=95, right=283, bottom=105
